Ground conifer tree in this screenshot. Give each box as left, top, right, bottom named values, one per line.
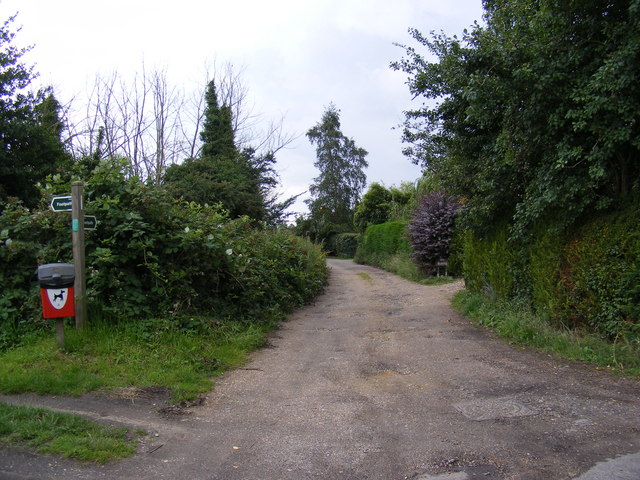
left=306, top=104, right=368, bottom=237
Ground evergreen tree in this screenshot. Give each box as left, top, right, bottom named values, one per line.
left=306, top=104, right=368, bottom=237
left=0, top=16, right=69, bottom=207
left=199, top=81, right=237, bottom=159
left=164, top=80, right=266, bottom=220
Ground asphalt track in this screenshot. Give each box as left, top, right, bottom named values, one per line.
left=1, top=259, right=639, bottom=479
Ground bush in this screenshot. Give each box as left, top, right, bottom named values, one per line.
left=355, top=221, right=410, bottom=262
left=558, top=203, right=640, bottom=339
left=0, top=200, right=71, bottom=346
left=407, top=192, right=460, bottom=274
left=0, top=159, right=328, bottom=350
left=461, top=201, right=640, bottom=341
left=353, top=183, right=391, bottom=232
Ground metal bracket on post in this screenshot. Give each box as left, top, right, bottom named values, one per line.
left=71, top=181, right=87, bottom=330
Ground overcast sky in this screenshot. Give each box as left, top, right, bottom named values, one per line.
left=0, top=0, right=484, bottom=215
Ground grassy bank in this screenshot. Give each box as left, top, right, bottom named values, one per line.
left=453, top=290, right=640, bottom=376
left=0, top=315, right=281, bottom=461
left=0, top=316, right=276, bottom=403
left=0, top=402, right=142, bottom=462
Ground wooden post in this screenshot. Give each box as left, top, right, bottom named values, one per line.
left=71, top=181, right=87, bottom=330
left=56, top=319, right=65, bottom=348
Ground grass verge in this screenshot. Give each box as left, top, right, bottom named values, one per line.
left=453, top=290, right=640, bottom=375
left=0, top=316, right=277, bottom=404
left=355, top=251, right=456, bottom=286
left=0, top=402, right=142, bottom=462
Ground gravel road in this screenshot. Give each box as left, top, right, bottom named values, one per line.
left=2, top=258, right=640, bottom=480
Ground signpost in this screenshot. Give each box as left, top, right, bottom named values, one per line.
left=71, top=182, right=87, bottom=330
left=49, top=185, right=96, bottom=330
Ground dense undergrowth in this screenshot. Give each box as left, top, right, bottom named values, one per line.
left=0, top=159, right=328, bottom=351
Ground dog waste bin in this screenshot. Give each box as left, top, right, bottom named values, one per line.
left=37, top=263, right=75, bottom=318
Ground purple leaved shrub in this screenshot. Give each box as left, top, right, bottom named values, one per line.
left=407, top=192, right=461, bottom=274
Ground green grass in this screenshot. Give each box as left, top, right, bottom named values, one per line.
left=356, top=250, right=457, bottom=286
left=0, top=316, right=277, bottom=404
left=453, top=290, right=640, bottom=375
left=0, top=402, right=142, bottom=462
left=357, top=272, right=373, bottom=281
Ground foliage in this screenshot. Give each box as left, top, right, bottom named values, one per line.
left=353, top=182, right=392, bottom=232
left=559, top=203, right=640, bottom=339
left=356, top=221, right=410, bottom=260
left=354, top=221, right=415, bottom=276
left=462, top=202, right=640, bottom=341
left=164, top=154, right=265, bottom=220
left=0, top=402, right=140, bottom=462
left=354, top=220, right=456, bottom=283
left=453, top=290, right=640, bottom=375
left=306, top=103, right=368, bottom=240
left=326, top=233, right=359, bottom=258
left=386, top=182, right=416, bottom=221
left=0, top=199, right=71, bottom=347
left=392, top=0, right=640, bottom=237
left=461, top=227, right=526, bottom=300
left=0, top=159, right=328, bottom=350
left=200, top=81, right=237, bottom=159
left=163, top=82, right=268, bottom=220
left=0, top=16, right=70, bottom=207
left=393, top=0, right=640, bottom=343
left=407, top=192, right=460, bottom=273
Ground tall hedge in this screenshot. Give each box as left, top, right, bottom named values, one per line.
left=462, top=201, right=640, bottom=340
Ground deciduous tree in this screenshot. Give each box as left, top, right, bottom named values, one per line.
left=393, top=0, right=640, bottom=236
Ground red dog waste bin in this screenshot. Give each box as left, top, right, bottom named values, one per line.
left=37, top=263, right=75, bottom=318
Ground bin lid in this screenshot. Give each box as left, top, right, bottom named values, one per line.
left=37, top=263, right=75, bottom=288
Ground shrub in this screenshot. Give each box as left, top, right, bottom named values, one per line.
left=0, top=159, right=328, bottom=350
left=0, top=200, right=71, bottom=346
left=355, top=221, right=410, bottom=262
left=461, top=201, right=640, bottom=341
left=558, top=203, right=640, bottom=339
left=407, top=192, right=460, bottom=274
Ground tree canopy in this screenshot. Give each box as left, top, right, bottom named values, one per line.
left=305, top=104, right=368, bottom=237
left=393, top=0, right=640, bottom=237
left=0, top=15, right=69, bottom=207
left=353, top=182, right=392, bottom=232
left=163, top=81, right=267, bottom=220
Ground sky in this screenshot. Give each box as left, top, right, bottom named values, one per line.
left=0, top=0, right=484, bottom=216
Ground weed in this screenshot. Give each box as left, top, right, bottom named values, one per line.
left=357, top=272, right=372, bottom=282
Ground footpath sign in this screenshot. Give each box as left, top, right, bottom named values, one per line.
left=50, top=195, right=73, bottom=212
left=84, top=215, right=98, bottom=230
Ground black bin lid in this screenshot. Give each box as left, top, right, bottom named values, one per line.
left=37, top=263, right=75, bottom=288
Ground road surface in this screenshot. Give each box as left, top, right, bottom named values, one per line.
left=2, top=259, right=639, bottom=479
